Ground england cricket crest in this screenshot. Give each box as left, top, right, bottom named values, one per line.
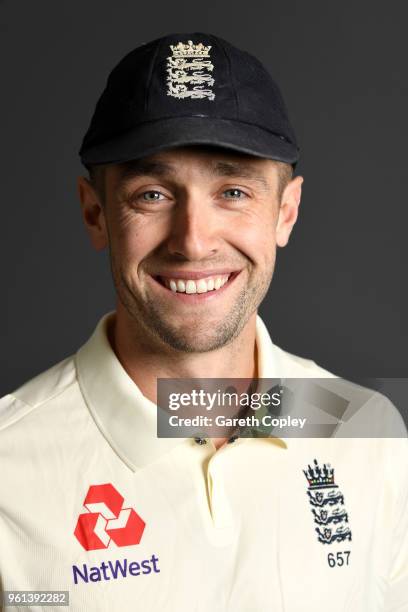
left=303, top=459, right=352, bottom=545
left=166, top=40, right=215, bottom=101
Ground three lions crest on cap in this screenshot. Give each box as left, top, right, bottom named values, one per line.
left=166, top=40, right=215, bottom=101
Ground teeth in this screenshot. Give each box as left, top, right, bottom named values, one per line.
left=196, top=279, right=208, bottom=294
left=186, top=280, right=196, bottom=294
left=162, top=274, right=231, bottom=294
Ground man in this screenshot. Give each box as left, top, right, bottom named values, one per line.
left=0, top=33, right=407, bottom=611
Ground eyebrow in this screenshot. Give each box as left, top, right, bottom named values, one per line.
left=118, top=160, right=175, bottom=182
left=117, top=158, right=272, bottom=191
left=211, top=161, right=271, bottom=190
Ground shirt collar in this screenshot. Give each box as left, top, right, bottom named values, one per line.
left=75, top=312, right=288, bottom=470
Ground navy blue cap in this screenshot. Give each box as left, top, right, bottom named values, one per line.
left=79, top=32, right=299, bottom=166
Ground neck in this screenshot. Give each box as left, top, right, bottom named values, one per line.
left=109, top=307, right=259, bottom=405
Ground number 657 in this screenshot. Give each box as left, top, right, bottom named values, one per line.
left=328, top=551, right=351, bottom=567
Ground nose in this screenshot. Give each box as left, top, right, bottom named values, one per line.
left=166, top=191, right=220, bottom=260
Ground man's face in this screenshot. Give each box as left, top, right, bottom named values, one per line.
left=80, top=146, right=302, bottom=353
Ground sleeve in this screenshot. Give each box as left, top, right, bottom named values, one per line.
left=383, top=439, right=408, bottom=611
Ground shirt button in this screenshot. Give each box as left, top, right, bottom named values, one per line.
left=194, top=437, right=207, bottom=445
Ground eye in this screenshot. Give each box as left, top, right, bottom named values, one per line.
left=141, top=190, right=165, bottom=202
left=222, top=188, right=247, bottom=199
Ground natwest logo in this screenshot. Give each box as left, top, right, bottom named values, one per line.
left=74, top=483, right=145, bottom=551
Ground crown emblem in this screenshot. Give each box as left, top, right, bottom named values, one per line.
left=166, top=40, right=215, bottom=101
left=303, top=458, right=337, bottom=489
left=169, top=41, right=212, bottom=57
left=303, top=458, right=352, bottom=545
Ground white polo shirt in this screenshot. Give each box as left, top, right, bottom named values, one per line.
left=0, top=313, right=407, bottom=611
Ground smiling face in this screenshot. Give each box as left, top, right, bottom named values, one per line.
left=79, top=146, right=303, bottom=353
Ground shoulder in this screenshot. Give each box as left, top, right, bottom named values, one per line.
left=269, top=338, right=407, bottom=438
left=255, top=314, right=337, bottom=378
left=0, top=355, right=77, bottom=432
left=273, top=343, right=337, bottom=378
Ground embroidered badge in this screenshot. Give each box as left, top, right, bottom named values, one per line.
left=166, top=40, right=215, bottom=101
left=303, top=459, right=352, bottom=545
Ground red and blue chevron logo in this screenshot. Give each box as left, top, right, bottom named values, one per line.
left=74, top=483, right=145, bottom=551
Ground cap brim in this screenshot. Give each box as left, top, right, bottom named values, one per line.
left=80, top=116, right=299, bottom=166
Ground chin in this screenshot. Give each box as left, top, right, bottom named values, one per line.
left=155, top=325, right=235, bottom=354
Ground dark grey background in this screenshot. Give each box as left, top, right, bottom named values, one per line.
left=1, top=1, right=407, bottom=397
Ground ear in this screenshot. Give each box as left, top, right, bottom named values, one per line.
left=77, top=176, right=108, bottom=251
left=276, top=175, right=303, bottom=247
